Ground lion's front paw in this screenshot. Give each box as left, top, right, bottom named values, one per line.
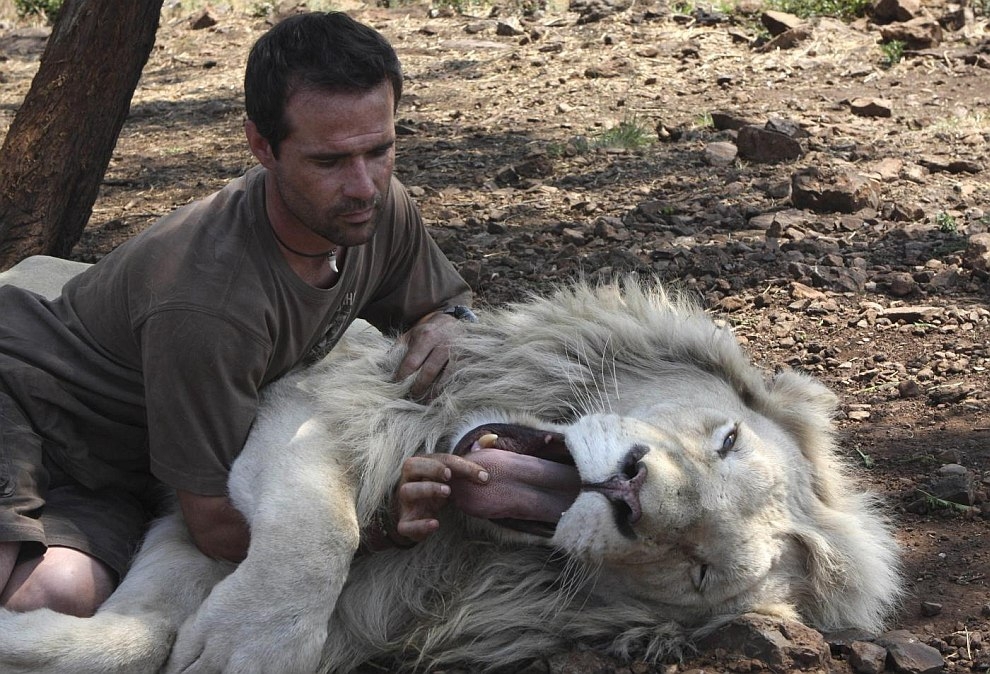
left=163, top=571, right=330, bottom=674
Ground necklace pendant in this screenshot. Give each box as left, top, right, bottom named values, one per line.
left=328, top=252, right=338, bottom=274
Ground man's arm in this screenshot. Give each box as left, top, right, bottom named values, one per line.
left=176, top=490, right=250, bottom=563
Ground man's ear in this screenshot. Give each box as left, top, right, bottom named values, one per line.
left=244, top=120, right=276, bottom=168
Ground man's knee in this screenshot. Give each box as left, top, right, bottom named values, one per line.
left=0, top=546, right=116, bottom=617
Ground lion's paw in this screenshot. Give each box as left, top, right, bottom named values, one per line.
left=163, top=572, right=329, bottom=674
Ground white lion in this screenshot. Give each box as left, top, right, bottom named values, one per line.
left=0, top=256, right=902, bottom=673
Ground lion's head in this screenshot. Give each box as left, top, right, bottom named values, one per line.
left=439, top=281, right=902, bottom=635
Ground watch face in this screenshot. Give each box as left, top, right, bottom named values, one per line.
left=445, top=306, right=478, bottom=323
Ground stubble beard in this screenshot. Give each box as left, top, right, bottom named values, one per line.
left=312, top=192, right=385, bottom=247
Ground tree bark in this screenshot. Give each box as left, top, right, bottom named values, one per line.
left=0, top=0, right=164, bottom=270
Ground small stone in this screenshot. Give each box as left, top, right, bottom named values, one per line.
left=898, top=380, right=923, bottom=398
left=850, top=98, right=893, bottom=118
left=920, top=601, right=943, bottom=617
left=189, top=8, right=217, bottom=30
left=791, top=168, right=880, bottom=213
left=737, top=125, right=804, bottom=163
left=887, top=272, right=917, bottom=297
left=705, top=141, right=738, bottom=165
left=882, top=632, right=945, bottom=674
left=879, top=17, right=943, bottom=49
left=849, top=640, right=888, bottom=674
left=872, top=0, right=921, bottom=22
left=496, top=20, right=524, bottom=37
left=761, top=9, right=805, bottom=35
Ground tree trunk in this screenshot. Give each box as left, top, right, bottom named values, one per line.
left=0, top=0, right=164, bottom=270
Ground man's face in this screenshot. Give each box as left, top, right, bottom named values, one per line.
left=256, top=82, right=397, bottom=248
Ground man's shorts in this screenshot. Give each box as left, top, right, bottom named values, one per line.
left=0, top=391, right=157, bottom=579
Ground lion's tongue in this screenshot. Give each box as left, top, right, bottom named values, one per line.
left=450, top=448, right=580, bottom=523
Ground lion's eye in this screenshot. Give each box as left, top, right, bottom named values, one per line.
left=717, top=427, right=737, bottom=458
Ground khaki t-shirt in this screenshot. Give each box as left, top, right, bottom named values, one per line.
left=0, top=166, right=470, bottom=495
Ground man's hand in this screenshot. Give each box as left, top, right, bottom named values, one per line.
left=393, top=454, right=489, bottom=543
left=176, top=490, right=250, bottom=563
left=395, top=310, right=461, bottom=399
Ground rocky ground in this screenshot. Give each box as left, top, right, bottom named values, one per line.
left=1, top=0, right=989, bottom=671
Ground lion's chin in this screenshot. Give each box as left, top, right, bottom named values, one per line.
left=450, top=423, right=580, bottom=530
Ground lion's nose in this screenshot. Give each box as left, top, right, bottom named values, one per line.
left=582, top=445, right=648, bottom=535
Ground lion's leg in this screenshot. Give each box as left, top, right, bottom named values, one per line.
left=165, top=409, right=360, bottom=674
left=0, top=513, right=232, bottom=674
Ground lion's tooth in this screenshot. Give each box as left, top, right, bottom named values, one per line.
left=478, top=433, right=499, bottom=448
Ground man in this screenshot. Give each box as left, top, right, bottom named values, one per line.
left=0, top=11, right=486, bottom=618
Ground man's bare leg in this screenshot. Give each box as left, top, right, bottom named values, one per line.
left=0, top=545, right=115, bottom=617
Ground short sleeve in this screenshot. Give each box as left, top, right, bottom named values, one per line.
left=359, top=181, right=472, bottom=333
left=141, top=310, right=270, bottom=495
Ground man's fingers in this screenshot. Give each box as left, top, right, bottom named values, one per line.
left=409, top=350, right=447, bottom=399
left=401, top=455, right=452, bottom=483
left=403, top=454, right=489, bottom=485
left=396, top=518, right=440, bottom=542
left=398, top=479, right=450, bottom=504
left=395, top=345, right=427, bottom=383
left=439, top=453, right=490, bottom=484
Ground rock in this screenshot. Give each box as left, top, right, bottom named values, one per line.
left=939, top=5, right=974, bottom=32
left=571, top=0, right=633, bottom=24
left=881, top=631, right=945, bottom=674
left=695, top=614, right=832, bottom=670
left=850, top=98, right=893, bottom=118
left=737, top=126, right=804, bottom=163
left=790, top=281, right=827, bottom=300
left=879, top=17, right=943, bottom=48
left=711, top=111, right=757, bottom=131
left=790, top=168, right=880, bottom=213
left=872, top=0, right=921, bottom=23
left=704, top=141, right=738, bottom=165
left=189, top=8, right=218, bottom=30
left=766, top=117, right=809, bottom=138
left=963, top=232, right=990, bottom=276
left=761, top=10, right=805, bottom=36
left=929, top=470, right=976, bottom=505
left=560, top=227, right=587, bottom=246
left=873, top=157, right=904, bottom=180
left=920, top=601, right=943, bottom=617
left=757, top=25, right=813, bottom=51
left=494, top=154, right=554, bottom=187
left=886, top=271, right=917, bottom=297
left=919, top=157, right=984, bottom=174
left=898, top=380, right=923, bottom=398
left=849, top=640, right=887, bottom=674
left=882, top=305, right=943, bottom=323
left=496, top=20, right=524, bottom=37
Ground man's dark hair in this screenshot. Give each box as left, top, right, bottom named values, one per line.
left=244, top=12, right=403, bottom=156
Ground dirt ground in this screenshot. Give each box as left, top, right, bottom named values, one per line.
left=1, top=1, right=989, bottom=671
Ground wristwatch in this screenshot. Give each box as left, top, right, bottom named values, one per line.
left=441, top=305, right=479, bottom=323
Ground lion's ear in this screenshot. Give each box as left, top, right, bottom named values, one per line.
left=765, top=369, right=839, bottom=420
left=762, top=369, right=839, bottom=467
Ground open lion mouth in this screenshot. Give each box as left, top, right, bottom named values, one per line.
left=451, top=423, right=580, bottom=537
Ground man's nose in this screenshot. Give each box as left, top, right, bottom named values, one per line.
left=342, top=157, right=376, bottom=202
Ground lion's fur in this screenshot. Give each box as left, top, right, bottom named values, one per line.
left=0, top=259, right=902, bottom=673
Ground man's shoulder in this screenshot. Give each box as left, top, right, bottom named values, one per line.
left=70, top=166, right=276, bottom=315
